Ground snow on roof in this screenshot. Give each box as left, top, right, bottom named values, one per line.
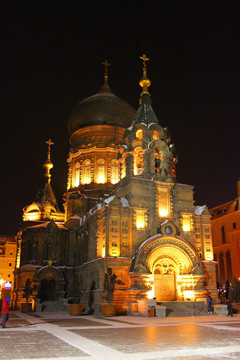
left=120, top=197, right=130, bottom=207
left=96, top=203, right=103, bottom=210
left=194, top=205, right=206, bottom=215
left=104, top=195, right=115, bottom=205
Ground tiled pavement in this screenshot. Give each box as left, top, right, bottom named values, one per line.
left=0, top=311, right=240, bottom=360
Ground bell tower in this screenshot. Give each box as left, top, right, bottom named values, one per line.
left=118, top=54, right=177, bottom=182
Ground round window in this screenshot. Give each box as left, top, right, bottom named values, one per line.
left=165, top=225, right=173, bottom=235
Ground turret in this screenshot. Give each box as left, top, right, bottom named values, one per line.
left=118, top=54, right=177, bottom=182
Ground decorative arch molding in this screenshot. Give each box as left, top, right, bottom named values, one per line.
left=131, top=234, right=203, bottom=276
left=33, top=265, right=66, bottom=300
left=34, top=265, right=65, bottom=283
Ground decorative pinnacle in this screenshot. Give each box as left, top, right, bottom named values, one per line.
left=43, top=139, right=54, bottom=184
left=139, top=54, right=151, bottom=96
left=101, top=59, right=111, bottom=88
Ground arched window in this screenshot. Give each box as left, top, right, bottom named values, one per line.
left=47, top=243, right=52, bottom=260
left=73, top=162, right=80, bottom=187
left=111, top=159, right=119, bottom=184
left=155, top=148, right=161, bottom=174
left=214, top=253, right=219, bottom=283
left=30, top=242, right=38, bottom=261
left=136, top=129, right=143, bottom=139
left=153, top=130, right=158, bottom=139
left=97, top=159, right=105, bottom=184
left=83, top=159, right=91, bottom=184
left=120, top=160, right=126, bottom=179
left=219, top=252, right=225, bottom=284
left=134, top=148, right=143, bottom=175
left=221, top=226, right=226, bottom=244
left=226, top=251, right=232, bottom=282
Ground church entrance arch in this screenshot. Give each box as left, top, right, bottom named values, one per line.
left=154, top=259, right=176, bottom=301
left=131, top=233, right=204, bottom=302
left=34, top=265, right=65, bottom=301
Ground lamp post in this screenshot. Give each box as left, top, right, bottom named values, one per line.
left=0, top=278, right=5, bottom=299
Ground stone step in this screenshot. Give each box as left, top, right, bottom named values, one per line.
left=35, top=300, right=68, bottom=312
left=157, top=301, right=210, bottom=317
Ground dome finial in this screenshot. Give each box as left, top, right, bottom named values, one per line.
left=101, top=59, right=111, bottom=88
left=139, top=54, right=151, bottom=95
left=43, top=138, right=54, bottom=184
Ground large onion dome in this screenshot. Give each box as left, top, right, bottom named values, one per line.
left=68, top=84, right=136, bottom=137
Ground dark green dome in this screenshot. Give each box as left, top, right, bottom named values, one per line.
left=68, top=86, right=136, bottom=136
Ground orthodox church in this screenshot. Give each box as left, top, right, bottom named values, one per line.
left=13, top=56, right=217, bottom=315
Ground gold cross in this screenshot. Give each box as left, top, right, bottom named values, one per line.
left=48, top=259, right=53, bottom=266
left=102, top=59, right=111, bottom=76
left=46, top=138, right=54, bottom=153
left=140, top=54, right=149, bottom=70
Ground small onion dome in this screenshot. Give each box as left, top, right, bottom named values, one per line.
left=68, top=86, right=136, bottom=137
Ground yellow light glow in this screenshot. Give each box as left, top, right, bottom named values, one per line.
left=183, top=290, right=194, bottom=300
left=0, top=278, right=5, bottom=286
left=136, top=129, right=143, bottom=139
left=111, top=248, right=119, bottom=257
left=102, top=245, right=106, bottom=258
left=159, top=208, right=167, bottom=217
left=97, top=159, right=106, bottom=184
left=111, top=160, right=119, bottom=184
left=136, top=212, right=145, bottom=229
left=206, top=253, right=213, bottom=261
left=74, top=162, right=80, bottom=187
left=83, top=160, right=91, bottom=184
left=134, top=149, right=143, bottom=175
left=24, top=212, right=40, bottom=221
left=147, top=285, right=154, bottom=299
left=97, top=174, right=105, bottom=184
left=182, top=218, right=191, bottom=232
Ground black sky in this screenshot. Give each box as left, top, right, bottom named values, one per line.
left=1, top=0, right=240, bottom=235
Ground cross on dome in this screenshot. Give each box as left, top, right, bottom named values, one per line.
left=102, top=59, right=111, bottom=76
left=101, top=59, right=111, bottom=88
left=46, top=138, right=54, bottom=154
left=140, top=54, right=149, bottom=71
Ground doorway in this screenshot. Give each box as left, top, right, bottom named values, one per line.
left=40, top=279, right=56, bottom=302
left=154, top=260, right=176, bottom=301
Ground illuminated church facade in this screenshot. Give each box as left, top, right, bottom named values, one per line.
left=14, top=57, right=217, bottom=314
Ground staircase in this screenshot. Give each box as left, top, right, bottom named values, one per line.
left=157, top=301, right=210, bottom=317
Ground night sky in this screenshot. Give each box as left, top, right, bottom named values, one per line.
left=1, top=1, right=240, bottom=235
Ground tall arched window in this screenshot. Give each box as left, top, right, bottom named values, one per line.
left=30, top=242, right=38, bottom=261
left=214, top=253, right=219, bottom=283
left=97, top=159, right=105, bottom=184
left=136, top=129, right=143, bottom=139
left=134, top=148, right=143, bottom=175
left=219, top=252, right=225, bottom=284
left=111, top=159, right=119, bottom=184
left=83, top=159, right=91, bottom=184
left=47, top=243, right=52, bottom=260
left=155, top=148, right=161, bottom=174
left=226, top=251, right=232, bottom=282
left=73, top=162, right=80, bottom=187
left=221, top=226, right=226, bottom=244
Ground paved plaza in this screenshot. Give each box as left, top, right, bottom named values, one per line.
left=0, top=311, right=240, bottom=360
